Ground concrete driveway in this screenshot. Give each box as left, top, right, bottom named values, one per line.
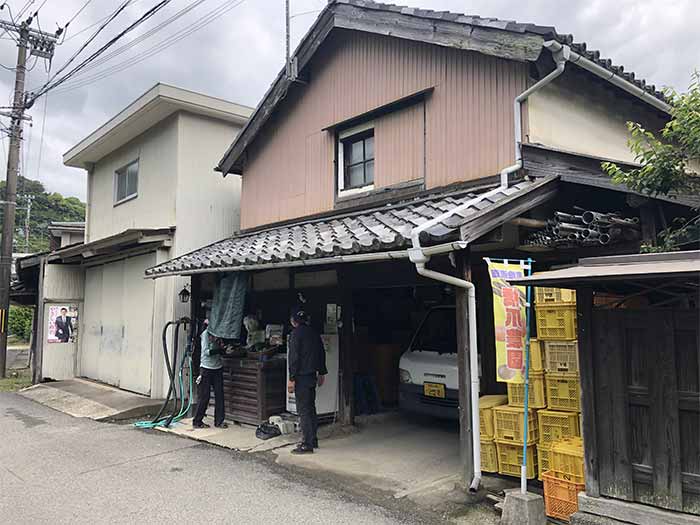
left=0, top=392, right=426, bottom=525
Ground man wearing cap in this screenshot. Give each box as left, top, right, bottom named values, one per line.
left=287, top=310, right=327, bottom=454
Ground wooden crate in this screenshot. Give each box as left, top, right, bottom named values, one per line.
left=210, top=356, right=287, bottom=425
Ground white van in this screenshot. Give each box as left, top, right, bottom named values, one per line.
left=398, top=305, right=459, bottom=419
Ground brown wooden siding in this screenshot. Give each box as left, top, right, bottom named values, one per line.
left=241, top=30, right=528, bottom=229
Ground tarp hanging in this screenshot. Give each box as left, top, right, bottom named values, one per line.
left=208, top=273, right=247, bottom=340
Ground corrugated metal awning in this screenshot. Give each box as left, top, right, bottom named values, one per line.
left=508, top=251, right=700, bottom=287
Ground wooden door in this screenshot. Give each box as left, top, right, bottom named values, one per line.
left=591, top=309, right=700, bottom=515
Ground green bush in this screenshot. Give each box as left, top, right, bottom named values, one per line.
left=8, top=306, right=33, bottom=342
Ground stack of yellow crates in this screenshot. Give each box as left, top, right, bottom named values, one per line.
left=479, top=394, right=508, bottom=473
left=535, top=288, right=585, bottom=522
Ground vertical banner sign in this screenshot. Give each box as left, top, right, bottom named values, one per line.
left=485, top=258, right=528, bottom=383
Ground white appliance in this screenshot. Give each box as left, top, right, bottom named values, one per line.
left=286, top=333, right=339, bottom=416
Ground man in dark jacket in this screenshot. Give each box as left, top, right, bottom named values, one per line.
left=287, top=310, right=327, bottom=454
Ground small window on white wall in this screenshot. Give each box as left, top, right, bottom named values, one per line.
left=114, top=160, right=139, bottom=205
left=338, top=122, right=374, bottom=196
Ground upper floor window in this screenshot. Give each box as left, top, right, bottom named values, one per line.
left=338, top=124, right=374, bottom=196
left=114, top=160, right=138, bottom=205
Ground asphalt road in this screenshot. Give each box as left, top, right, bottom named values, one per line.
left=0, top=393, right=424, bottom=525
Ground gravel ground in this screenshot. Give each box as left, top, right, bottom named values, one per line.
left=0, top=392, right=444, bottom=524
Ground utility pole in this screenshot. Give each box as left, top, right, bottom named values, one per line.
left=0, top=16, right=56, bottom=378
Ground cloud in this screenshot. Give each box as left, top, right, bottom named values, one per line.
left=0, top=0, right=695, bottom=201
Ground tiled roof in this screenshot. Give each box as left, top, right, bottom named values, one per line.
left=338, top=0, right=666, bottom=102
left=146, top=179, right=546, bottom=277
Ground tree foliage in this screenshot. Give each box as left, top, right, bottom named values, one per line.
left=8, top=305, right=33, bottom=341
left=0, top=176, right=85, bottom=253
left=602, top=72, right=700, bottom=252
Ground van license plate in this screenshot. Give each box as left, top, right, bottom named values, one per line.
left=424, top=382, right=445, bottom=398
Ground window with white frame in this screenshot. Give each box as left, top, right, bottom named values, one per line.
left=114, top=160, right=138, bottom=205
left=337, top=123, right=374, bottom=195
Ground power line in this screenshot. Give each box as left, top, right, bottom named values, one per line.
left=63, top=0, right=93, bottom=30
left=63, top=0, right=144, bottom=42
left=54, top=0, right=247, bottom=95
left=71, top=0, right=208, bottom=78
left=29, top=0, right=174, bottom=102
left=32, top=0, right=133, bottom=95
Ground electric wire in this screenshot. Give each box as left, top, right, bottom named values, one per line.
left=63, top=0, right=144, bottom=43
left=71, top=0, right=207, bottom=78
left=53, top=0, right=246, bottom=94
left=62, top=0, right=93, bottom=31
left=30, top=0, right=134, bottom=96
left=29, top=0, right=173, bottom=102
left=34, top=70, right=48, bottom=180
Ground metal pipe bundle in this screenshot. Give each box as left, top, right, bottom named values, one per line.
left=522, top=209, right=641, bottom=249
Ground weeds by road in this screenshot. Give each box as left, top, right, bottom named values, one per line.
left=0, top=368, right=32, bottom=392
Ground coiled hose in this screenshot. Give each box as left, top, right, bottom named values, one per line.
left=135, top=319, right=193, bottom=429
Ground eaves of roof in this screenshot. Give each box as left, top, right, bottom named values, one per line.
left=217, top=0, right=670, bottom=176
left=145, top=177, right=559, bottom=278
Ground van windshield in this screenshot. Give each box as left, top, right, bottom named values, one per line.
left=413, top=308, right=457, bottom=354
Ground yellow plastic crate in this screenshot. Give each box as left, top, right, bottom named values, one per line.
left=535, top=287, right=576, bottom=306
left=481, top=439, right=499, bottom=473
left=529, top=339, right=544, bottom=372
left=551, top=437, right=585, bottom=484
left=537, top=444, right=552, bottom=481
left=535, top=305, right=577, bottom=340
left=538, top=409, right=581, bottom=446
left=493, top=405, right=539, bottom=444
left=479, top=395, right=508, bottom=439
left=544, top=341, right=579, bottom=373
left=507, top=372, right=547, bottom=409
left=543, top=471, right=585, bottom=522
left=545, top=372, right=581, bottom=412
left=496, top=441, right=537, bottom=479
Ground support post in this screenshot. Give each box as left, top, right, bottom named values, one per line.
left=455, top=250, right=474, bottom=486
left=577, top=287, right=600, bottom=496
left=0, top=26, right=28, bottom=378
left=337, top=267, right=354, bottom=426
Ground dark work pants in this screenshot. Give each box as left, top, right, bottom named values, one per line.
left=295, top=374, right=318, bottom=447
left=194, top=367, right=224, bottom=426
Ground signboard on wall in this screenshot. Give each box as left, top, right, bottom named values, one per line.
left=484, top=258, right=529, bottom=383
left=47, top=305, right=79, bottom=344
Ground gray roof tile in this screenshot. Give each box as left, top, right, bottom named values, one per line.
left=146, top=179, right=544, bottom=277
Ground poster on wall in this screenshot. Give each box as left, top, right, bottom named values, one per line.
left=484, top=258, right=530, bottom=384
left=47, top=305, right=79, bottom=344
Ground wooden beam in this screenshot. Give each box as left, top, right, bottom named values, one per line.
left=593, top=309, right=634, bottom=500
left=576, top=287, right=600, bottom=497
left=649, top=311, right=683, bottom=511
left=459, top=178, right=559, bottom=244
left=578, top=494, right=700, bottom=525
left=337, top=267, right=355, bottom=426
left=334, top=5, right=544, bottom=62
left=455, top=250, right=474, bottom=486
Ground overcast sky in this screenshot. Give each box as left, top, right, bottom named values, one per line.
left=0, top=0, right=696, bottom=201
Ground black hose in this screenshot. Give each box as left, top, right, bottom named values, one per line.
left=150, top=321, right=177, bottom=424
left=164, top=321, right=182, bottom=428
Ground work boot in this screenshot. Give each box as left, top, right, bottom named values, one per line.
left=312, top=438, right=319, bottom=449
left=215, top=422, right=229, bottom=429
left=193, top=421, right=210, bottom=429
left=291, top=444, right=314, bottom=455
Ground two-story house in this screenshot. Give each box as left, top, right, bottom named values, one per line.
left=15, top=84, right=252, bottom=398
left=144, top=2, right=697, bottom=521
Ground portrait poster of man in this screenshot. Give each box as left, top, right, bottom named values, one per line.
left=48, top=305, right=79, bottom=344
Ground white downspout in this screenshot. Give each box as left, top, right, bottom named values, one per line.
left=408, top=43, right=570, bottom=493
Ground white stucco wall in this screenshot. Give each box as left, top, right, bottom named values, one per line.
left=527, top=72, right=666, bottom=164
left=86, top=116, right=179, bottom=243
left=174, top=111, right=242, bottom=256
left=76, top=108, right=245, bottom=399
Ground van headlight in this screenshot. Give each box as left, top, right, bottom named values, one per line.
left=399, top=368, right=412, bottom=384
